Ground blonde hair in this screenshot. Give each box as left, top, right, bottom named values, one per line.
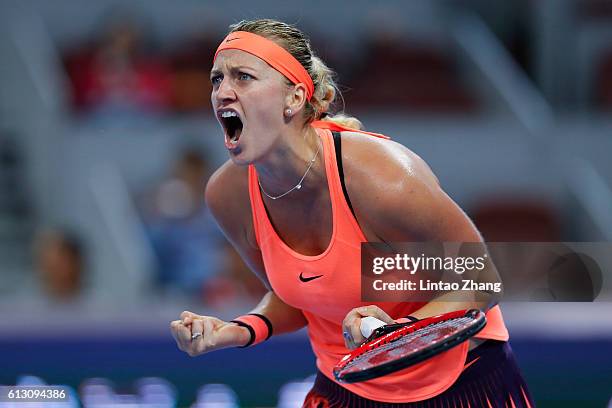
left=228, top=19, right=363, bottom=130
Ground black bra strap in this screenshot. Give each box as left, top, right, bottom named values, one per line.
left=332, top=131, right=355, bottom=216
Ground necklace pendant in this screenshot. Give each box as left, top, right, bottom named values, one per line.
left=257, top=139, right=320, bottom=200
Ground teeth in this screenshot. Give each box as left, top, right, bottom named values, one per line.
left=220, top=111, right=238, bottom=118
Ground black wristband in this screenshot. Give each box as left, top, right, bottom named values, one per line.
left=248, top=313, right=274, bottom=340
left=230, top=320, right=255, bottom=348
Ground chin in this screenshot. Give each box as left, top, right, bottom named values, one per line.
left=228, top=154, right=250, bottom=167
left=227, top=145, right=253, bottom=166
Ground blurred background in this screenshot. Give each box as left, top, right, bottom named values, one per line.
left=0, top=0, right=611, bottom=406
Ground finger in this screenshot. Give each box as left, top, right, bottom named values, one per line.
left=195, top=318, right=216, bottom=354
left=355, top=306, right=394, bottom=324
left=170, top=320, right=186, bottom=338
left=203, top=318, right=215, bottom=344
left=170, top=320, right=190, bottom=351
left=190, top=318, right=205, bottom=342
left=348, top=320, right=365, bottom=349
left=342, top=313, right=363, bottom=349
left=342, top=312, right=357, bottom=349
left=176, top=321, right=193, bottom=350
left=342, top=308, right=369, bottom=349
left=342, top=308, right=361, bottom=333
left=180, top=310, right=197, bottom=325
left=342, top=306, right=394, bottom=349
left=374, top=308, right=394, bottom=324
left=342, top=326, right=354, bottom=349
left=170, top=320, right=181, bottom=343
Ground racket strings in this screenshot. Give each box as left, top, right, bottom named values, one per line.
left=342, top=317, right=474, bottom=372
left=393, top=317, right=472, bottom=346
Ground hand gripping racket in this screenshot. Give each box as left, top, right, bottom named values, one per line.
left=333, top=309, right=486, bottom=383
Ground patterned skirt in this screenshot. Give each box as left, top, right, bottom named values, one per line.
left=302, top=340, right=535, bottom=408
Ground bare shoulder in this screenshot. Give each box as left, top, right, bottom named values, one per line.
left=338, top=131, right=452, bottom=241
left=339, top=130, right=440, bottom=204
left=205, top=160, right=254, bottom=246
left=205, top=159, right=270, bottom=284
left=206, top=160, right=248, bottom=213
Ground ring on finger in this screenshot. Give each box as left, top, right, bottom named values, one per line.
left=191, top=332, right=202, bottom=340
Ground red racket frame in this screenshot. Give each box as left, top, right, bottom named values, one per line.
left=333, top=309, right=486, bottom=383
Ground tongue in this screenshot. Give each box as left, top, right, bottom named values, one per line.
left=231, top=127, right=242, bottom=142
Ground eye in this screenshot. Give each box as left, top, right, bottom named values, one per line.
left=238, top=72, right=254, bottom=81
left=211, top=75, right=223, bottom=86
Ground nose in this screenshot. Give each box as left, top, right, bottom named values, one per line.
left=214, top=77, right=237, bottom=104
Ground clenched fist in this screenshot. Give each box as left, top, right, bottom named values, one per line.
left=170, top=311, right=250, bottom=357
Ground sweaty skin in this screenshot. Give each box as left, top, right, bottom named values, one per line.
left=171, top=48, right=500, bottom=357
left=205, top=128, right=496, bottom=347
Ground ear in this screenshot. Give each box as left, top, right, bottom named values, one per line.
left=285, top=83, right=309, bottom=114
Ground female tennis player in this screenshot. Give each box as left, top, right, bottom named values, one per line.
left=170, top=19, right=534, bottom=407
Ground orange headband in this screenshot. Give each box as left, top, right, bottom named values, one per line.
left=214, top=31, right=315, bottom=100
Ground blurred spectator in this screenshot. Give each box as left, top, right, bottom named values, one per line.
left=140, top=148, right=220, bottom=294
left=595, top=50, right=612, bottom=110
left=139, top=147, right=266, bottom=305
left=470, top=198, right=562, bottom=242
left=201, top=245, right=267, bottom=309
left=168, top=29, right=217, bottom=113
left=347, top=14, right=477, bottom=112
left=62, top=8, right=171, bottom=117
left=33, top=228, right=86, bottom=302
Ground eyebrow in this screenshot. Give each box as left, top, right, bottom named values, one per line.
left=210, top=65, right=257, bottom=77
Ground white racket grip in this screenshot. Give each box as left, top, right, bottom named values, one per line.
left=360, top=316, right=387, bottom=339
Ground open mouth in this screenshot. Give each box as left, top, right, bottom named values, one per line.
left=218, top=110, right=244, bottom=145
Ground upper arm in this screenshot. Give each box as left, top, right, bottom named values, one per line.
left=205, top=161, right=271, bottom=289
left=346, top=137, right=501, bottom=307
left=205, top=162, right=309, bottom=327
left=380, top=161, right=481, bottom=243
left=344, top=136, right=482, bottom=244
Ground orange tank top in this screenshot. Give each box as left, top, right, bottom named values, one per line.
left=247, top=126, right=509, bottom=403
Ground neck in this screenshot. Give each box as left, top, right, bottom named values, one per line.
left=254, top=124, right=323, bottom=198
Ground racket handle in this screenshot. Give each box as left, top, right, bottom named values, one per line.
left=360, top=316, right=387, bottom=338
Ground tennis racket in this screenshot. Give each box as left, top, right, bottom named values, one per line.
left=333, top=309, right=486, bottom=383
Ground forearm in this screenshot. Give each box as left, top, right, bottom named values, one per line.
left=247, top=291, right=308, bottom=334
left=408, top=241, right=502, bottom=319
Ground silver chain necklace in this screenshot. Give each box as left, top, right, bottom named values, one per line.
left=258, top=140, right=321, bottom=200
